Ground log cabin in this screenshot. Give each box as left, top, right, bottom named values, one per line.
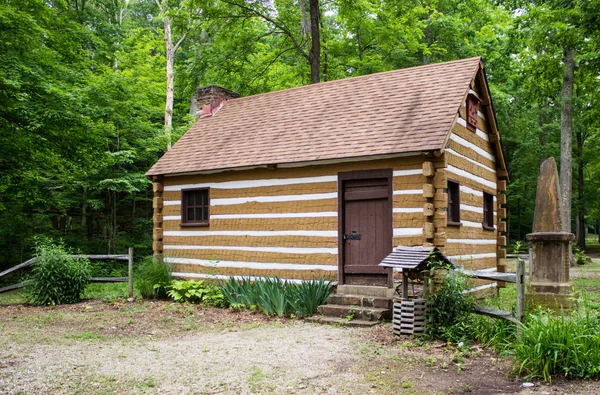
left=146, top=57, right=508, bottom=292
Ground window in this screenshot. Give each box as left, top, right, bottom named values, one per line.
left=447, top=180, right=461, bottom=225
left=483, top=192, right=494, bottom=229
left=466, top=94, right=479, bottom=132
left=181, top=188, right=209, bottom=225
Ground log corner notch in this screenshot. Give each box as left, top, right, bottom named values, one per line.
left=152, top=176, right=164, bottom=256
left=423, top=153, right=447, bottom=246
left=496, top=176, right=508, bottom=282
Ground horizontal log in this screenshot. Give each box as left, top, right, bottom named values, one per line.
left=423, top=161, right=435, bottom=177
left=423, top=183, right=435, bottom=198
left=153, top=197, right=163, bottom=209
left=463, top=270, right=516, bottom=283
left=497, top=248, right=507, bottom=259
left=0, top=257, right=38, bottom=279
left=498, top=180, right=507, bottom=192
left=0, top=280, right=33, bottom=294
left=423, top=222, right=434, bottom=239
left=498, top=235, right=507, bottom=246
left=498, top=221, right=507, bottom=233
left=423, top=203, right=434, bottom=217
left=497, top=208, right=506, bottom=219
left=497, top=194, right=506, bottom=205
left=433, top=171, right=447, bottom=189
left=72, top=254, right=129, bottom=261
left=91, top=277, right=129, bottom=283
left=153, top=182, right=164, bottom=193
left=473, top=306, right=519, bottom=324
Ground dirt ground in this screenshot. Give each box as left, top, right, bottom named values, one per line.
left=1, top=301, right=598, bottom=394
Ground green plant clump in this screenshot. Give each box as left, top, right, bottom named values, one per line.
left=512, top=308, right=600, bottom=381
left=28, top=239, right=91, bottom=305
left=220, top=277, right=333, bottom=317
left=425, top=271, right=475, bottom=343
left=167, top=280, right=225, bottom=307
left=135, top=256, right=172, bottom=299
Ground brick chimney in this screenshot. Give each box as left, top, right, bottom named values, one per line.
left=190, top=85, right=240, bottom=119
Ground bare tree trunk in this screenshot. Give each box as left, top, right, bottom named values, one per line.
left=560, top=47, right=575, bottom=233
left=308, top=0, right=320, bottom=84
left=576, top=128, right=586, bottom=248
left=163, top=15, right=175, bottom=150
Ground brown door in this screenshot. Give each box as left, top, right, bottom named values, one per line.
left=339, top=170, right=393, bottom=287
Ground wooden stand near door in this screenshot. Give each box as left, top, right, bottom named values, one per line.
left=338, top=169, right=393, bottom=287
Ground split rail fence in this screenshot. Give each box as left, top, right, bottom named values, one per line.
left=462, top=259, right=526, bottom=325
left=0, top=248, right=134, bottom=297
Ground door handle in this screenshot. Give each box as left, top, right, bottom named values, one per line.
left=343, top=233, right=361, bottom=240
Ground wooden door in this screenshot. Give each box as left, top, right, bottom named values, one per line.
left=339, top=170, right=393, bottom=287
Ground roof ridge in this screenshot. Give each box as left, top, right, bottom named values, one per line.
left=227, top=57, right=482, bottom=103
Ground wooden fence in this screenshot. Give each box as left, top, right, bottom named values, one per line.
left=462, top=259, right=526, bottom=325
left=0, top=248, right=134, bottom=297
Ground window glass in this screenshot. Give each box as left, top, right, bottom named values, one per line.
left=447, top=181, right=460, bottom=225
left=182, top=188, right=209, bottom=225
left=483, top=192, right=494, bottom=228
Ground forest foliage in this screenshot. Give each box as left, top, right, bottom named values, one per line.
left=1, top=0, right=599, bottom=269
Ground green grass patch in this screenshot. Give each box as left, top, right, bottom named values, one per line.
left=0, top=289, right=27, bottom=305
left=65, top=331, right=105, bottom=341
left=84, top=282, right=139, bottom=302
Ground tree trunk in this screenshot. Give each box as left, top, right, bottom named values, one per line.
left=576, top=128, right=585, bottom=248
left=560, top=47, right=574, bottom=233
left=163, top=15, right=175, bottom=150
left=308, top=0, right=320, bottom=83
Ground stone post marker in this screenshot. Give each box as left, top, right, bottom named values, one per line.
left=526, top=157, right=574, bottom=308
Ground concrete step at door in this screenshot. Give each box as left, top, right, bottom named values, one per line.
left=327, top=294, right=392, bottom=309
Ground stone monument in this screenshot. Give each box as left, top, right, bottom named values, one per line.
left=525, top=157, right=574, bottom=308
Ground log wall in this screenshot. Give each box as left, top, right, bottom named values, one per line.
left=156, top=155, right=428, bottom=281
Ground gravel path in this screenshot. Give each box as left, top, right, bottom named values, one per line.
left=1, top=321, right=367, bottom=394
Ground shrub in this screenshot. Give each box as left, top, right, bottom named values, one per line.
left=512, top=308, right=600, bottom=381
left=135, top=256, right=172, bottom=299
left=167, top=280, right=225, bottom=307
left=220, top=277, right=333, bottom=317
left=28, top=239, right=91, bottom=305
left=425, top=270, right=475, bottom=342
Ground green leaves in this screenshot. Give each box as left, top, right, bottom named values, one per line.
left=167, top=279, right=226, bottom=306
left=28, top=239, right=92, bottom=305
left=219, top=277, right=333, bottom=317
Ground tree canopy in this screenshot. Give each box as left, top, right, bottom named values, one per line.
left=1, top=0, right=599, bottom=269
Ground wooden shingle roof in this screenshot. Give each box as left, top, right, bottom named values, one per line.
left=379, top=246, right=453, bottom=271
left=147, top=57, right=482, bottom=177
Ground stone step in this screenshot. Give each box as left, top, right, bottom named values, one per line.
left=317, top=304, right=390, bottom=321
left=327, top=294, right=392, bottom=309
left=335, top=285, right=395, bottom=298
left=305, top=315, right=380, bottom=328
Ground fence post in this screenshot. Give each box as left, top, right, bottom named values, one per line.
left=128, top=248, right=134, bottom=298
left=516, top=259, right=525, bottom=327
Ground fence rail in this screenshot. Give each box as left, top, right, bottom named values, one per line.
left=461, top=259, right=525, bottom=325
left=0, top=248, right=134, bottom=297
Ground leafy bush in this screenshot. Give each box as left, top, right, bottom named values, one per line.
left=512, top=308, right=600, bottom=381
left=167, top=280, right=225, bottom=307
left=573, top=246, right=587, bottom=265
left=425, top=271, right=475, bottom=342
left=135, top=256, right=172, bottom=299
left=28, top=239, right=91, bottom=305
left=220, top=277, right=333, bottom=317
